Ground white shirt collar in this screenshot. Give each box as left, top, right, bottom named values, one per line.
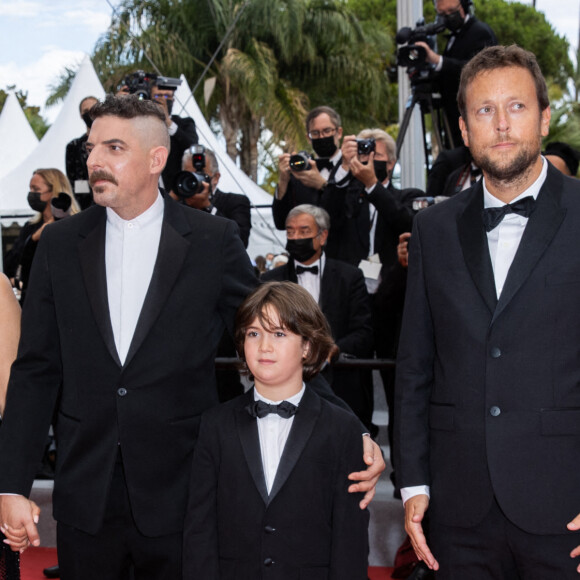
left=254, top=383, right=306, bottom=406
left=106, top=191, right=165, bottom=230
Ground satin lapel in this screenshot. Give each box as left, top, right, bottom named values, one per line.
left=287, top=260, right=298, bottom=284
left=456, top=184, right=498, bottom=315
left=268, top=387, right=321, bottom=504
left=123, top=200, right=191, bottom=368
left=78, top=209, right=121, bottom=367
left=492, top=176, right=566, bottom=324
left=318, top=258, right=332, bottom=311
left=237, top=390, right=269, bottom=505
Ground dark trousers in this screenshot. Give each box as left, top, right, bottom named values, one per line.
left=430, top=498, right=580, bottom=579
left=57, top=456, right=182, bottom=580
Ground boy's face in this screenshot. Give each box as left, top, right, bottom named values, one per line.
left=244, top=306, right=308, bottom=395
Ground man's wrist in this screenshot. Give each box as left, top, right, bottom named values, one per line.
left=400, top=485, right=430, bottom=505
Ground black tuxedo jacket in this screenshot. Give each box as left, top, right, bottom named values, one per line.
left=320, top=179, right=420, bottom=277
left=395, top=165, right=580, bottom=535
left=272, top=160, right=341, bottom=230
left=0, top=197, right=257, bottom=536
left=439, top=17, right=497, bottom=146
left=163, top=115, right=198, bottom=194
left=212, top=188, right=252, bottom=248
left=183, top=387, right=369, bottom=579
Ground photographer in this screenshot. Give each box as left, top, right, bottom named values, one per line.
left=121, top=71, right=199, bottom=194
left=178, top=146, right=251, bottom=248
left=65, top=96, right=98, bottom=210
left=415, top=0, right=496, bottom=147
left=273, top=106, right=343, bottom=229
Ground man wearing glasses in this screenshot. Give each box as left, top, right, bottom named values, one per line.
left=273, top=106, right=343, bottom=230
left=414, top=0, right=496, bottom=149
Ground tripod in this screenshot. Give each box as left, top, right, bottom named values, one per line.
left=396, top=73, right=453, bottom=175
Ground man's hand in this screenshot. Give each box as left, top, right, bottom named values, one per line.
left=398, top=232, right=411, bottom=268
left=340, top=135, right=358, bottom=171
left=292, top=160, right=327, bottom=190
left=567, top=512, right=580, bottom=573
left=0, top=495, right=40, bottom=552
left=414, top=42, right=441, bottom=66
left=404, top=494, right=439, bottom=571
left=347, top=436, right=386, bottom=509
left=351, top=152, right=378, bottom=190
left=277, top=153, right=292, bottom=198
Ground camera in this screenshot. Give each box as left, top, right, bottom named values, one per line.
left=396, top=18, right=446, bottom=69
left=122, top=70, right=183, bottom=100
left=289, top=151, right=312, bottom=172
left=174, top=145, right=210, bottom=197
left=357, top=138, right=376, bottom=156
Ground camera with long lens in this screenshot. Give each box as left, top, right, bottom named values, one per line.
left=396, top=18, right=446, bottom=70
left=289, top=151, right=312, bottom=172
left=174, top=145, right=210, bottom=197
left=357, top=138, right=376, bottom=156
left=122, top=70, right=183, bottom=100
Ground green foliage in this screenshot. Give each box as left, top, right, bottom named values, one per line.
left=0, top=86, right=50, bottom=140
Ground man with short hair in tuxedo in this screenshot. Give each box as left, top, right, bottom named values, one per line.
left=273, top=106, right=343, bottom=229
left=396, top=45, right=580, bottom=578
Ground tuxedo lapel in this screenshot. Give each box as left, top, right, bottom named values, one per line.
left=123, top=199, right=192, bottom=367
left=493, top=173, right=566, bottom=324
left=287, top=260, right=298, bottom=284
left=457, top=184, right=498, bottom=315
left=237, top=391, right=269, bottom=505
left=319, top=258, right=333, bottom=311
left=268, top=387, right=321, bottom=504
left=78, top=208, right=121, bottom=367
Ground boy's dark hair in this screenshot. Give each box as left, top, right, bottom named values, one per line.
left=457, top=45, right=549, bottom=123
left=90, top=94, right=166, bottom=124
left=235, top=281, right=335, bottom=382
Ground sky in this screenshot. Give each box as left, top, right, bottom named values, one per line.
left=0, top=0, right=578, bottom=124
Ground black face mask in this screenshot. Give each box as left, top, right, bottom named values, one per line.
left=444, top=10, right=464, bottom=32
left=81, top=112, right=93, bottom=129
left=373, top=160, right=389, bottom=184
left=166, top=99, right=174, bottom=116
left=311, top=136, right=337, bottom=159
left=286, top=237, right=318, bottom=264
left=27, top=191, right=48, bottom=213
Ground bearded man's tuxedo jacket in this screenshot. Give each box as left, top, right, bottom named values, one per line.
left=0, top=196, right=257, bottom=537
left=183, top=386, right=369, bottom=580
left=395, top=164, right=580, bottom=535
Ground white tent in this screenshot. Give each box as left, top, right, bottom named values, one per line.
left=0, top=91, right=39, bottom=181
left=0, top=54, right=106, bottom=219
left=173, top=77, right=286, bottom=259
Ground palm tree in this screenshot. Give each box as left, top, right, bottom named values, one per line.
left=90, top=0, right=393, bottom=180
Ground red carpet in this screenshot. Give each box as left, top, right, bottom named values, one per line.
left=20, top=548, right=394, bottom=579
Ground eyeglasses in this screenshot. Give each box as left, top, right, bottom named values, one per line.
left=308, top=127, right=337, bottom=140
left=153, top=94, right=173, bottom=101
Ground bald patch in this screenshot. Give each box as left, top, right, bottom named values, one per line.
left=132, top=116, right=171, bottom=152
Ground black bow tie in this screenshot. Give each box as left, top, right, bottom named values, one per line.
left=316, top=158, right=334, bottom=172
left=246, top=400, right=298, bottom=419
left=296, top=265, right=319, bottom=275
left=482, top=196, right=536, bottom=232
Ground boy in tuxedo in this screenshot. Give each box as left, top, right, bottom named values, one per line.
left=183, top=281, right=369, bottom=579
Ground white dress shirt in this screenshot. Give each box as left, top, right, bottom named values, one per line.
left=255, top=384, right=305, bottom=494
left=294, top=254, right=325, bottom=304
left=401, top=158, right=548, bottom=505
left=105, top=193, right=164, bottom=365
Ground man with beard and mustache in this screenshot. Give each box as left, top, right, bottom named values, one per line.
left=395, top=45, right=580, bottom=578
left=272, top=106, right=343, bottom=229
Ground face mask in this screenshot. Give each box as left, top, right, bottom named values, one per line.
left=373, top=160, right=389, bottom=184
left=166, top=99, right=174, bottom=116
left=286, top=237, right=318, bottom=263
left=81, top=112, right=93, bottom=129
left=444, top=10, right=464, bottom=32
left=311, top=136, right=337, bottom=159
left=27, top=191, right=48, bottom=213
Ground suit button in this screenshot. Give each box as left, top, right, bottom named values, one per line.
left=489, top=406, right=501, bottom=417
left=264, top=558, right=274, bottom=567
left=117, top=388, right=127, bottom=397
left=490, top=347, right=501, bottom=358
left=264, top=525, right=276, bottom=534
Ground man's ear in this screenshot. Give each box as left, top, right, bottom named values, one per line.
left=150, top=146, right=169, bottom=174
left=459, top=117, right=469, bottom=148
